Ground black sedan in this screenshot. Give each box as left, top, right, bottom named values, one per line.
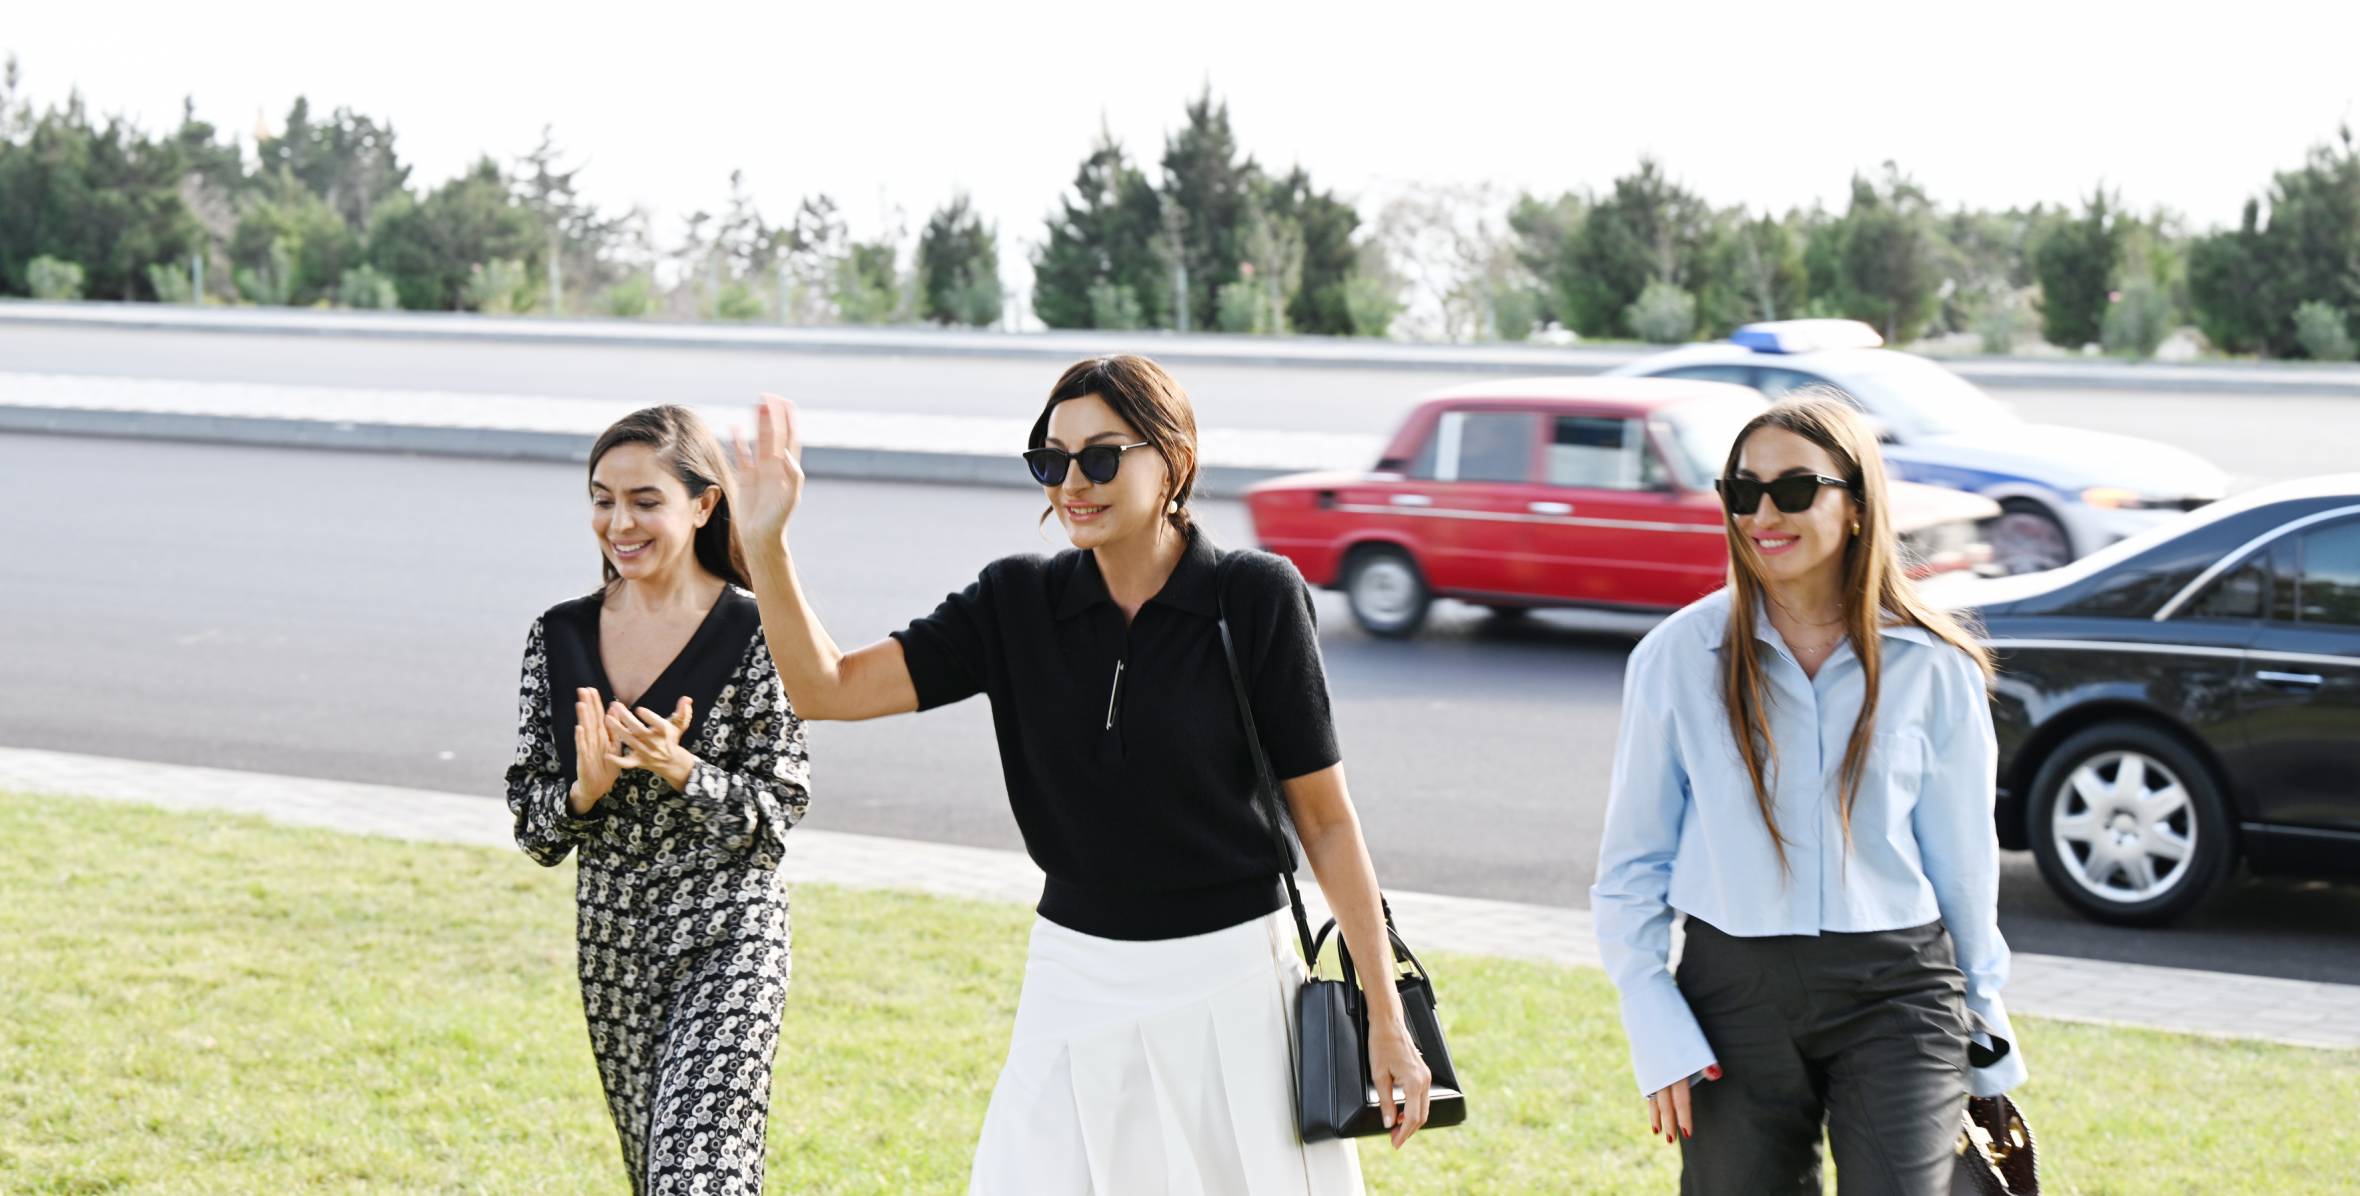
left=1923, top=474, right=2360, bottom=925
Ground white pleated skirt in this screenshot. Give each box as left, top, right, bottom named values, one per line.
left=967, top=908, right=1366, bottom=1196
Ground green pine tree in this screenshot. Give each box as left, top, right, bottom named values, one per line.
left=1159, top=86, right=1257, bottom=332
left=1031, top=127, right=1165, bottom=328
left=2032, top=190, right=2122, bottom=349
left=1265, top=167, right=1362, bottom=336
left=918, top=192, right=1002, bottom=327
left=1563, top=159, right=1710, bottom=338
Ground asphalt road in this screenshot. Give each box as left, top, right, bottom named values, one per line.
left=6, top=324, right=2359, bottom=487
left=10, top=433, right=2356, bottom=985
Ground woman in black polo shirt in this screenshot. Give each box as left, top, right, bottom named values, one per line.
left=727, top=355, right=1429, bottom=1192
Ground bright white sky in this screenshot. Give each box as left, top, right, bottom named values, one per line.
left=11, top=0, right=2358, bottom=267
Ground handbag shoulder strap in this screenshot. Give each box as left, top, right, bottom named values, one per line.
left=1214, top=552, right=1319, bottom=962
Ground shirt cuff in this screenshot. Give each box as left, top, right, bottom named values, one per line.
left=556, top=782, right=608, bottom=830
left=1963, top=999, right=2027, bottom=1096
left=1622, top=983, right=1719, bottom=1098
left=1968, top=1032, right=2028, bottom=1097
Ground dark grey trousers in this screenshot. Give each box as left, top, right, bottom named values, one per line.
left=1675, top=916, right=1970, bottom=1196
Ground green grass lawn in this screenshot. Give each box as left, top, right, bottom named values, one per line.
left=0, top=790, right=2352, bottom=1194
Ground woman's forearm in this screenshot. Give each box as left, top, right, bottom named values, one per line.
left=744, top=537, right=850, bottom=719
left=1298, top=807, right=1409, bottom=1025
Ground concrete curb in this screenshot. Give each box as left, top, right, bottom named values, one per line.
left=0, top=299, right=1641, bottom=375
left=0, top=403, right=1304, bottom=497
left=10, top=300, right=2359, bottom=396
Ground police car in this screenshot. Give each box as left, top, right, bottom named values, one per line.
left=1607, top=320, right=2230, bottom=573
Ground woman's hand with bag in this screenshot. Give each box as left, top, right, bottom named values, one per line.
left=1366, top=1004, right=1433, bottom=1149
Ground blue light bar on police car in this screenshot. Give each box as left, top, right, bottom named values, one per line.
left=1729, top=319, right=1886, bottom=354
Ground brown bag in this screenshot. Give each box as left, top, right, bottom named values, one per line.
left=1952, top=1094, right=2037, bottom=1195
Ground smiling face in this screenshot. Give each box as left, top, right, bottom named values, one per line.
left=590, top=442, right=716, bottom=583
left=1729, top=425, right=1860, bottom=589
left=1041, top=394, right=1172, bottom=551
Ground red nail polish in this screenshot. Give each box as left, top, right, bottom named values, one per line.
left=1681, top=1125, right=1692, bottom=1139
left=1705, top=1065, right=1723, bottom=1081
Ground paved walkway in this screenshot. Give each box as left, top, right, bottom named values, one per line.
left=5, top=746, right=2355, bottom=1053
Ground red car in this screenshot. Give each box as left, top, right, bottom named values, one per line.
left=1245, top=378, right=1998, bottom=637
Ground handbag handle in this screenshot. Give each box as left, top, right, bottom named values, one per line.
left=1317, top=915, right=1435, bottom=1018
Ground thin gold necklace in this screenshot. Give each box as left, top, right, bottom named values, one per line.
left=1769, top=594, right=1847, bottom=628
left=1792, top=631, right=1846, bottom=655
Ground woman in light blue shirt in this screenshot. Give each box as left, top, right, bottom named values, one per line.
left=1592, top=393, right=2026, bottom=1194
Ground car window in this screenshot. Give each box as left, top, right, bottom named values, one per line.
left=1656, top=364, right=1757, bottom=389
left=1837, top=353, right=2019, bottom=437
left=1757, top=367, right=1860, bottom=407
left=2075, top=564, right=2203, bottom=618
left=2184, top=557, right=2268, bottom=620
left=2297, top=520, right=2360, bottom=626
left=1411, top=410, right=1533, bottom=484
left=1406, top=424, right=1442, bottom=480
left=2270, top=538, right=2301, bottom=623
left=1547, top=416, right=1662, bottom=490
left=1653, top=394, right=1765, bottom=489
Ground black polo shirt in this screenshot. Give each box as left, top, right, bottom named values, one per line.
left=889, top=526, right=1341, bottom=940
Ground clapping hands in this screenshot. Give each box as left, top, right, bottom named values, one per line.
left=570, top=689, right=696, bottom=812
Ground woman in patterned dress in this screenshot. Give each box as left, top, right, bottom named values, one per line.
left=503, top=405, right=812, bottom=1195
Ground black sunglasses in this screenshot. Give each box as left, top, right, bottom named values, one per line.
left=1023, top=442, right=1153, bottom=487
left=1715, top=473, right=1854, bottom=516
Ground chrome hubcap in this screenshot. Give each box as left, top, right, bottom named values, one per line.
left=1351, top=558, right=1420, bottom=625
left=2052, top=750, right=2196, bottom=904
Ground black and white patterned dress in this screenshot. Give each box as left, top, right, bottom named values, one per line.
left=503, top=584, right=811, bottom=1195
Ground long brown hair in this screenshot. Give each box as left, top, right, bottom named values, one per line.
left=1029, top=355, right=1199, bottom=532
left=1719, top=391, right=1993, bottom=869
left=587, top=405, right=750, bottom=591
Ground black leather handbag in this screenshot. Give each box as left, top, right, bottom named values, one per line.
left=1952, top=1033, right=2037, bottom=1195
left=1214, top=555, right=1468, bottom=1142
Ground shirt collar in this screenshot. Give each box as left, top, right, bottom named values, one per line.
left=1054, top=524, right=1222, bottom=621
left=1705, top=588, right=1938, bottom=651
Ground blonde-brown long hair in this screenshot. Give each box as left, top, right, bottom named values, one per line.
left=1719, top=392, right=1993, bottom=870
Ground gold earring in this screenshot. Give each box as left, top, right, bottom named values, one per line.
left=1851, top=521, right=1861, bottom=535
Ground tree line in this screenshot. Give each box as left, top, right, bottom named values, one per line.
left=1, top=55, right=2354, bottom=360
left=1457, top=140, right=2356, bottom=362
left=0, top=55, right=1000, bottom=327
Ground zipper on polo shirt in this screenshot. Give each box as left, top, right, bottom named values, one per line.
left=1104, top=659, right=1126, bottom=731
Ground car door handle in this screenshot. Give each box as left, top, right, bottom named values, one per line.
left=2256, top=670, right=2324, bottom=687
left=1390, top=494, right=1433, bottom=507
left=1527, top=501, right=1573, bottom=516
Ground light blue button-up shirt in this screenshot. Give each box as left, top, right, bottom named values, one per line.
left=1592, top=586, right=2027, bottom=1099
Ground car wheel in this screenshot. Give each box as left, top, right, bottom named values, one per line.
left=1989, top=499, right=2073, bottom=574
left=2025, top=722, right=2234, bottom=926
left=1344, top=546, right=1430, bottom=638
